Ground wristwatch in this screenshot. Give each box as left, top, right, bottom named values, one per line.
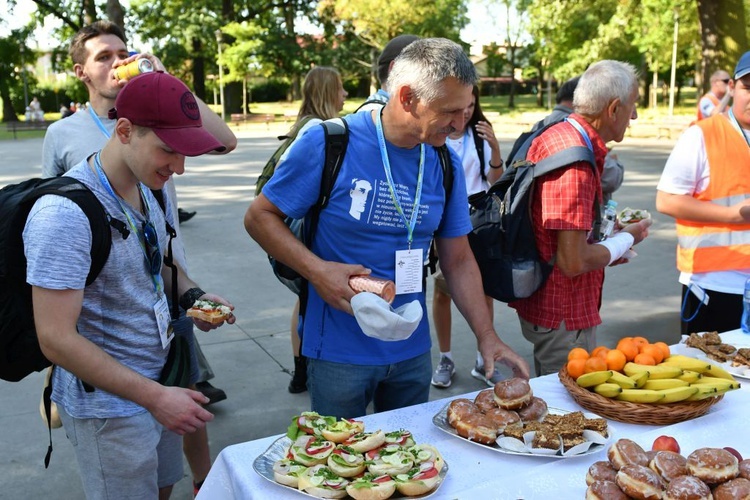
left=179, top=287, right=206, bottom=311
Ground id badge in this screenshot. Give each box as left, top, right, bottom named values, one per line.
left=395, top=248, right=423, bottom=295
left=154, top=294, right=174, bottom=349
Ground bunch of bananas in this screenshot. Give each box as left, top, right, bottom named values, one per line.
left=574, top=355, right=740, bottom=404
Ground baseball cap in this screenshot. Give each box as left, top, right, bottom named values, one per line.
left=735, top=51, right=750, bottom=80
left=109, top=71, right=225, bottom=156
left=351, top=292, right=423, bottom=342
left=377, top=35, right=420, bottom=75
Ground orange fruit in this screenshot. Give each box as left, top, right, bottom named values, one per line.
left=654, top=342, right=671, bottom=360
left=605, top=349, right=627, bottom=372
left=583, top=356, right=608, bottom=373
left=591, top=346, right=610, bottom=359
left=632, top=336, right=649, bottom=347
left=616, top=339, right=639, bottom=362
left=640, top=344, right=664, bottom=364
left=567, top=347, right=590, bottom=361
left=567, top=358, right=587, bottom=379
left=634, top=353, right=656, bottom=365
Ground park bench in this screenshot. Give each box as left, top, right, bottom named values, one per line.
left=6, top=120, right=53, bottom=140
left=230, top=113, right=275, bottom=129
left=656, top=116, right=692, bottom=139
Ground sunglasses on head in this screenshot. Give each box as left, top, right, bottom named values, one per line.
left=142, top=221, right=162, bottom=276
left=721, top=79, right=730, bottom=84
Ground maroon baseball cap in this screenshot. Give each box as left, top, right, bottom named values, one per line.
left=109, top=71, right=225, bottom=156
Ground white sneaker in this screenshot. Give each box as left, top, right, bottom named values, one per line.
left=470, top=361, right=505, bottom=387
left=431, top=356, right=456, bottom=388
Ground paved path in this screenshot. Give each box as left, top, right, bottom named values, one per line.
left=0, top=126, right=681, bottom=499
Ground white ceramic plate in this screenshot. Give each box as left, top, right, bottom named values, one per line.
left=673, top=330, right=750, bottom=381
left=253, top=435, right=449, bottom=499
left=432, top=404, right=612, bottom=459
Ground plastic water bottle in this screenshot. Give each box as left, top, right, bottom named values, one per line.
left=742, top=277, right=750, bottom=334
left=599, top=200, right=618, bottom=240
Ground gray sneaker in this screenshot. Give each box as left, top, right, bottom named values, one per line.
left=431, top=356, right=456, bottom=388
left=471, top=361, right=505, bottom=387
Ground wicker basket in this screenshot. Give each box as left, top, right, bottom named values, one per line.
left=558, top=367, right=723, bottom=425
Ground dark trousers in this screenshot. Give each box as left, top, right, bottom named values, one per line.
left=681, top=285, right=743, bottom=335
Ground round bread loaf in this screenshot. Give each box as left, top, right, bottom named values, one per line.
left=649, top=451, right=688, bottom=482
left=608, top=438, right=649, bottom=471
left=585, top=479, right=629, bottom=500
left=493, top=377, right=533, bottom=410
left=663, top=475, right=711, bottom=500
left=686, top=448, right=739, bottom=484
left=712, top=477, right=750, bottom=500
left=615, top=464, right=664, bottom=500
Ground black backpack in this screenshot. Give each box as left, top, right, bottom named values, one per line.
left=0, top=177, right=113, bottom=383
left=257, top=118, right=454, bottom=296
left=467, top=122, right=601, bottom=302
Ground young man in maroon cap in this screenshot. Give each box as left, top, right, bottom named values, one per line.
left=24, top=71, right=235, bottom=499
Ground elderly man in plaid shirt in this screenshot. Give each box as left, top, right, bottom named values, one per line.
left=509, top=60, right=652, bottom=376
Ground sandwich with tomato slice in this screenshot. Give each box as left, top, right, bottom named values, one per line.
left=288, top=411, right=335, bottom=439
left=327, top=444, right=366, bottom=477
left=342, top=430, right=385, bottom=453
left=383, top=429, right=415, bottom=448
left=406, top=444, right=445, bottom=472
left=321, top=418, right=365, bottom=443
left=290, top=435, right=336, bottom=467
left=186, top=299, right=232, bottom=324
left=297, top=464, right=350, bottom=499
left=365, top=444, right=414, bottom=476
left=272, top=458, right=308, bottom=487
left=345, top=473, right=396, bottom=500
left=394, top=460, right=442, bottom=496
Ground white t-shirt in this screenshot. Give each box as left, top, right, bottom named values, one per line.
left=446, top=128, right=492, bottom=197
left=657, top=124, right=750, bottom=294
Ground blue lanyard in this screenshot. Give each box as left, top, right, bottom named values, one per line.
left=728, top=109, right=750, bottom=148
left=375, top=110, right=425, bottom=248
left=89, top=106, right=112, bottom=139
left=565, top=116, right=594, bottom=152
left=93, top=152, right=162, bottom=293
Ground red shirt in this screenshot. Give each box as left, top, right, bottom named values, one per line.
left=510, top=114, right=608, bottom=330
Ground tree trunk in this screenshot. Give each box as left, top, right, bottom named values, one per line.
left=192, top=37, right=206, bottom=101
left=697, top=0, right=747, bottom=93
left=507, top=45, right=516, bottom=109
left=82, top=0, right=97, bottom=25
left=0, top=77, right=19, bottom=122
left=105, top=0, right=125, bottom=30
left=283, top=4, right=300, bottom=100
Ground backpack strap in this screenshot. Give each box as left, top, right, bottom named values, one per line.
left=472, top=128, right=487, bottom=182
left=149, top=188, right=180, bottom=320
left=426, top=145, right=454, bottom=276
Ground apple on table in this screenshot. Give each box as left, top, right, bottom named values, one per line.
left=652, top=435, right=680, bottom=454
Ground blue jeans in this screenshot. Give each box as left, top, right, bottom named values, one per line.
left=308, top=352, right=432, bottom=419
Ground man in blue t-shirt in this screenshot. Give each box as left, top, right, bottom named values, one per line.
left=245, top=38, right=530, bottom=419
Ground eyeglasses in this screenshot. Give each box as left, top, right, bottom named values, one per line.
left=142, top=221, right=162, bottom=276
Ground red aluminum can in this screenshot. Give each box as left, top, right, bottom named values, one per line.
left=114, top=58, right=154, bottom=81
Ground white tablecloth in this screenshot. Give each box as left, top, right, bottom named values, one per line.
left=197, top=362, right=749, bottom=500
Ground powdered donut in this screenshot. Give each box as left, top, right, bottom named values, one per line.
left=686, top=447, right=739, bottom=484
left=517, top=396, right=548, bottom=423
left=447, top=398, right=480, bottom=427
left=650, top=451, right=688, bottom=482
left=585, top=479, right=630, bottom=500
left=608, top=438, right=650, bottom=471
left=663, top=475, right=711, bottom=500
left=483, top=407, right=521, bottom=433
left=492, top=377, right=533, bottom=410
left=739, top=458, right=750, bottom=480
left=615, top=464, right=664, bottom=500
left=473, top=389, right=498, bottom=413
left=454, top=412, right=497, bottom=445
left=586, top=460, right=618, bottom=486
left=712, top=477, right=750, bottom=500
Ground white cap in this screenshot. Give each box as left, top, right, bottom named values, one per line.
left=350, top=292, right=423, bottom=341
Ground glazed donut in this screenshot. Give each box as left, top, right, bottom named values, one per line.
left=585, top=479, right=630, bottom=500
left=739, top=458, right=750, bottom=480
left=586, top=460, right=618, bottom=486
left=649, top=451, right=688, bottom=482
left=517, top=397, right=548, bottom=423
left=474, top=389, right=498, bottom=413
left=712, top=477, right=750, bottom=500
left=608, top=438, right=650, bottom=471
left=686, top=447, right=739, bottom=484
left=483, top=407, right=521, bottom=434
left=454, top=412, right=498, bottom=445
left=662, top=475, right=711, bottom=500
left=493, top=377, right=533, bottom=410
left=447, top=399, right=480, bottom=427
left=615, top=464, right=665, bottom=500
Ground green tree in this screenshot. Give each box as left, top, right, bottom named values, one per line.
left=697, top=0, right=748, bottom=92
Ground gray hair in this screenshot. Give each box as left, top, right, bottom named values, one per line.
left=573, top=60, right=639, bottom=116
left=385, top=38, right=478, bottom=103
